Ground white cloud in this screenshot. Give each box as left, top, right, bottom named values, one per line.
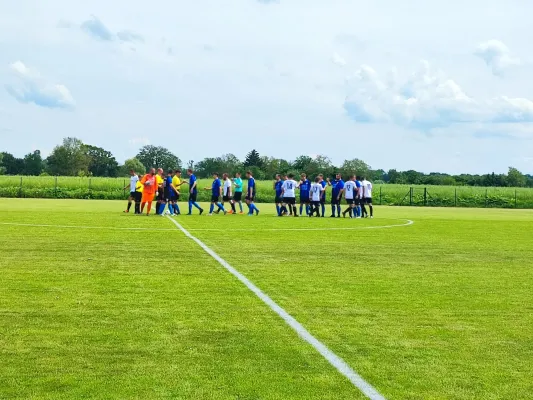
left=344, top=60, right=533, bottom=130
left=331, top=52, right=347, bottom=67
left=5, top=61, right=75, bottom=110
left=128, top=137, right=150, bottom=146
left=474, top=40, right=521, bottom=77
left=78, top=16, right=144, bottom=43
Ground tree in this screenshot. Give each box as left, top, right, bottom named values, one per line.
left=23, top=150, right=43, bottom=175
left=0, top=153, right=5, bottom=175
left=339, top=159, right=371, bottom=179
left=195, top=154, right=243, bottom=178
left=261, top=157, right=291, bottom=179
left=136, top=145, right=181, bottom=172
left=507, top=167, right=526, bottom=187
left=0, top=152, right=25, bottom=175
left=120, top=158, right=146, bottom=176
left=243, top=149, right=263, bottom=168
left=46, top=137, right=90, bottom=176
left=84, top=145, right=119, bottom=177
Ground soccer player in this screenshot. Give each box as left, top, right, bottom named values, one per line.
left=329, top=173, right=345, bottom=218
left=134, top=174, right=143, bottom=214
left=222, top=173, right=236, bottom=214
left=232, top=172, right=244, bottom=214
left=298, top=173, right=311, bottom=216
left=281, top=173, right=298, bottom=217
left=361, top=177, right=373, bottom=218
left=354, top=176, right=363, bottom=218
left=245, top=171, right=260, bottom=216
left=341, top=175, right=357, bottom=218
left=186, top=169, right=204, bottom=215
left=140, top=168, right=157, bottom=215
left=155, top=168, right=165, bottom=215
left=205, top=173, right=226, bottom=216
left=123, top=169, right=139, bottom=213
left=318, top=174, right=327, bottom=217
left=170, top=169, right=185, bottom=215
left=274, top=174, right=285, bottom=216
left=310, top=177, right=324, bottom=217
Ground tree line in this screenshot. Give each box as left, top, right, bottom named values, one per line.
left=1, top=137, right=532, bottom=188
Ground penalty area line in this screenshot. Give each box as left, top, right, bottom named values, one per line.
left=165, top=215, right=387, bottom=400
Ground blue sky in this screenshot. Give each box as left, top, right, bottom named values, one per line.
left=1, top=0, right=532, bottom=174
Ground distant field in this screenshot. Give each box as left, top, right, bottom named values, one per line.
left=1, top=175, right=533, bottom=208
left=1, top=199, right=532, bottom=399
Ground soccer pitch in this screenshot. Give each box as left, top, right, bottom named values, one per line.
left=1, top=199, right=532, bottom=399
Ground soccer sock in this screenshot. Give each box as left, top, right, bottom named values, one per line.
left=156, top=202, right=161, bottom=214
left=361, top=205, right=367, bottom=217
left=349, top=208, right=353, bottom=218
left=217, top=203, right=225, bottom=212
left=188, top=201, right=193, bottom=214
left=173, top=203, right=180, bottom=214
left=337, top=205, right=342, bottom=216
left=238, top=202, right=243, bottom=212
left=231, top=202, right=236, bottom=213
left=370, top=205, right=373, bottom=217
left=135, top=202, right=140, bottom=214
left=276, top=205, right=281, bottom=215
left=127, top=201, right=132, bottom=212
left=357, top=205, right=362, bottom=217
left=147, top=202, right=152, bottom=214
left=247, top=203, right=252, bottom=214
left=209, top=204, right=214, bottom=214
left=192, top=202, right=201, bottom=210
left=331, top=205, right=335, bottom=216
left=293, top=205, right=298, bottom=215
left=306, top=205, right=310, bottom=215
left=168, top=203, right=174, bottom=214
left=321, top=203, right=325, bottom=217
left=299, top=204, right=303, bottom=215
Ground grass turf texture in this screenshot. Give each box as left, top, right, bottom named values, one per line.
left=0, top=199, right=532, bottom=399
left=2, top=176, right=533, bottom=208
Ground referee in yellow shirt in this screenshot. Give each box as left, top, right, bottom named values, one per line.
left=170, top=169, right=186, bottom=215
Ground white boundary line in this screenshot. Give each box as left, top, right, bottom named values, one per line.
left=165, top=215, right=387, bottom=400
left=186, top=219, right=414, bottom=232
left=0, top=222, right=175, bottom=232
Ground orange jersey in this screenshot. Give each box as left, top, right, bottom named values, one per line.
left=141, top=174, right=157, bottom=195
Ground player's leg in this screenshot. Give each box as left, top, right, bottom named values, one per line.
left=134, top=192, right=141, bottom=214
left=330, top=199, right=336, bottom=217
left=125, top=192, right=134, bottom=213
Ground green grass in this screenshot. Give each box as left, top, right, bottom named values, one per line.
left=1, top=199, right=532, bottom=399
left=1, top=176, right=533, bottom=208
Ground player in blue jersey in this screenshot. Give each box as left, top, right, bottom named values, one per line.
left=329, top=173, right=345, bottom=218
left=298, top=173, right=311, bottom=216
left=245, top=171, right=260, bottom=216
left=354, top=176, right=363, bottom=218
left=205, top=173, right=226, bottom=216
left=318, top=174, right=327, bottom=217
left=274, top=174, right=287, bottom=216
left=186, top=169, right=204, bottom=215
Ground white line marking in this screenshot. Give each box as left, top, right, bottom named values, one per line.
left=186, top=219, right=414, bottom=232
left=0, top=222, right=175, bottom=232
left=165, top=215, right=387, bottom=400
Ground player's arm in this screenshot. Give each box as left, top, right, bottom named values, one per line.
left=219, top=185, right=223, bottom=197
left=170, top=184, right=180, bottom=195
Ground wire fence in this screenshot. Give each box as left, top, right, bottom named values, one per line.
left=1, top=176, right=533, bottom=208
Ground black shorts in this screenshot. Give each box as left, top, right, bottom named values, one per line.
left=223, top=195, right=232, bottom=202
left=275, top=196, right=283, bottom=204
left=164, top=189, right=172, bottom=201
left=365, top=197, right=372, bottom=204
left=134, top=192, right=142, bottom=202
left=331, top=196, right=342, bottom=205
left=300, top=196, right=310, bottom=204
left=234, top=192, right=242, bottom=202
left=245, top=195, right=255, bottom=202
left=158, top=191, right=166, bottom=201
left=346, top=198, right=355, bottom=205
left=130, top=191, right=136, bottom=198
left=284, top=197, right=296, bottom=205
left=320, top=196, right=326, bottom=204
left=189, top=192, right=198, bottom=202
left=211, top=195, right=220, bottom=203
left=171, top=194, right=180, bottom=202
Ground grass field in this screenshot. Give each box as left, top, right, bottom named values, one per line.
left=1, top=199, right=532, bottom=399
left=1, top=175, right=533, bottom=208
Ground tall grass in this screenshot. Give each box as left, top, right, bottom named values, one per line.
left=1, top=176, right=532, bottom=208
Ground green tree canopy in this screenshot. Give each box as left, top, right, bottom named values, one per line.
left=243, top=149, right=263, bottom=168
left=120, top=158, right=146, bottom=176
left=0, top=152, right=25, bottom=175
left=136, top=145, right=181, bottom=172
left=507, top=167, right=526, bottom=187
left=84, top=145, right=119, bottom=177
left=46, top=137, right=89, bottom=176
left=23, top=150, right=43, bottom=175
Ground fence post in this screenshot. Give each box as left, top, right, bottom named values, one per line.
left=515, top=189, right=517, bottom=208
left=485, top=189, right=488, bottom=207
left=19, top=176, right=23, bottom=198
left=379, top=186, right=382, bottom=205
left=454, top=188, right=457, bottom=207
left=54, top=176, right=58, bottom=198
left=409, top=187, right=413, bottom=206
left=89, top=178, right=92, bottom=199
left=423, top=187, right=427, bottom=206
left=123, top=179, right=126, bottom=197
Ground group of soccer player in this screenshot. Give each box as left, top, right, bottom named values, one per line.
left=274, top=173, right=374, bottom=218
left=123, top=168, right=373, bottom=219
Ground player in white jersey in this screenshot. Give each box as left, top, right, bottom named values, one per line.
left=281, top=173, right=299, bottom=217
left=310, top=177, right=324, bottom=217
left=222, top=173, right=237, bottom=214
left=340, top=175, right=357, bottom=218
left=361, top=177, right=373, bottom=218
left=123, top=169, right=139, bottom=213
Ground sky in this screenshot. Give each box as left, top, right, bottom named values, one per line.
left=1, top=0, right=532, bottom=174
